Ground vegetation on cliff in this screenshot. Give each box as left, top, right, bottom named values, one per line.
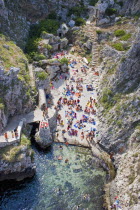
left=0, top=34, right=28, bottom=71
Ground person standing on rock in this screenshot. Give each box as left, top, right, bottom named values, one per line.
left=14, top=128, right=18, bottom=139
left=4, top=132, right=8, bottom=141
left=11, top=131, right=14, bottom=138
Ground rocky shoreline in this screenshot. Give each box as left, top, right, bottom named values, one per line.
left=0, top=145, right=35, bottom=182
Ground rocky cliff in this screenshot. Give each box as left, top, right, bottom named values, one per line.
left=95, top=17, right=140, bottom=209
left=0, top=131, right=35, bottom=182
left=0, top=0, right=82, bottom=47
left=0, top=34, right=36, bottom=133
left=0, top=145, right=35, bottom=181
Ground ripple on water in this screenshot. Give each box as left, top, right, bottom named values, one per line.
left=0, top=143, right=106, bottom=210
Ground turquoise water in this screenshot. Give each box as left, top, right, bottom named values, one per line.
left=0, top=144, right=106, bottom=210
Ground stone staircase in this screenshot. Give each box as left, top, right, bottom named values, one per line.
left=83, top=24, right=100, bottom=67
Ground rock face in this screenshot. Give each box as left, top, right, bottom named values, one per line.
left=120, top=0, right=140, bottom=15
left=94, top=18, right=140, bottom=209
left=0, top=0, right=82, bottom=47
left=97, top=29, right=140, bottom=153
left=0, top=146, right=35, bottom=182
left=92, top=0, right=140, bottom=26
left=0, top=35, right=37, bottom=133
left=110, top=129, right=140, bottom=209
left=35, top=125, right=53, bottom=149
left=0, top=68, right=36, bottom=133
left=114, top=31, right=140, bottom=93
left=39, top=33, right=68, bottom=57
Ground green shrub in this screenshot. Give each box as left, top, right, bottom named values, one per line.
left=107, top=67, right=116, bottom=74
left=36, top=71, right=48, bottom=80
left=112, top=43, right=125, bottom=51
left=89, top=0, right=99, bottom=6
left=116, top=120, right=122, bottom=128
left=96, top=30, right=102, bottom=34
left=0, top=98, right=5, bottom=110
left=105, top=8, right=117, bottom=16
left=25, top=19, right=59, bottom=59
left=3, top=146, right=21, bottom=162
left=21, top=134, right=31, bottom=146
left=114, top=29, right=126, bottom=37
left=25, top=38, right=42, bottom=55
left=74, top=17, right=86, bottom=26
left=24, top=74, right=30, bottom=83
left=68, top=6, right=87, bottom=16
left=120, top=33, right=131, bottom=41
left=114, top=0, right=123, bottom=7
left=48, top=12, right=57, bottom=19
left=31, top=53, right=46, bottom=61
left=121, top=57, right=126, bottom=62
left=0, top=103, right=4, bottom=110
left=101, top=89, right=113, bottom=103
left=128, top=172, right=135, bottom=185
left=43, top=44, right=52, bottom=51
left=118, top=1, right=123, bottom=7
left=59, top=57, right=69, bottom=65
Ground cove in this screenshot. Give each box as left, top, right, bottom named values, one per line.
left=0, top=143, right=106, bottom=210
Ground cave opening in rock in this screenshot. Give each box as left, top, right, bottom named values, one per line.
left=29, top=121, right=40, bottom=141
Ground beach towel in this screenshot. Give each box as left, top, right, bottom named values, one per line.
left=74, top=124, right=78, bottom=128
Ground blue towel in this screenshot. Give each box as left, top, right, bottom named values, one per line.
left=74, top=124, right=78, bottom=128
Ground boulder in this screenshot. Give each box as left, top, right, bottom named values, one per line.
left=3, top=44, right=9, bottom=50
left=98, top=18, right=110, bottom=26
left=68, top=20, right=75, bottom=27
left=47, top=65, right=60, bottom=79
left=115, top=16, right=121, bottom=22
left=9, top=67, right=20, bottom=76
left=61, top=64, right=69, bottom=72
left=35, top=125, right=53, bottom=149
left=83, top=40, right=92, bottom=50
left=51, top=43, right=59, bottom=51
left=60, top=38, right=68, bottom=49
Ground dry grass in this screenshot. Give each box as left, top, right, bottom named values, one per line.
left=0, top=145, right=22, bottom=162
left=0, top=34, right=28, bottom=71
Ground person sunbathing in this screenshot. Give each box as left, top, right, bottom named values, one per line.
left=91, top=109, right=96, bottom=115
left=81, top=132, right=84, bottom=140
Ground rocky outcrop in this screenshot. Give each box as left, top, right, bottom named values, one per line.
left=92, top=0, right=140, bottom=26
left=39, top=32, right=68, bottom=58
left=114, top=30, right=140, bottom=93
left=0, top=68, right=36, bottom=133
left=110, top=129, right=140, bottom=209
left=0, top=145, right=35, bottom=182
left=94, top=18, right=140, bottom=209
left=97, top=28, right=140, bottom=153
left=0, top=35, right=37, bottom=133
left=35, top=125, right=53, bottom=149
left=0, top=0, right=82, bottom=47
left=120, top=0, right=140, bottom=15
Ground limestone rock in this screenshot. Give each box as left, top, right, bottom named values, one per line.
left=35, top=126, right=53, bottom=149
left=3, top=44, right=9, bottom=50
left=68, top=20, right=75, bottom=27
left=0, top=146, right=35, bottom=181
left=98, top=18, right=110, bottom=26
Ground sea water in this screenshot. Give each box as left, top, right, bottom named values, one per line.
left=0, top=143, right=106, bottom=210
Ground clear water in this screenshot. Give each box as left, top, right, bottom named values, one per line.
left=0, top=144, right=106, bottom=210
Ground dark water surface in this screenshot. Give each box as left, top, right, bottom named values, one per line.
left=0, top=144, right=106, bottom=210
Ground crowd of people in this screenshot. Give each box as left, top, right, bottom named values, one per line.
left=51, top=56, right=99, bottom=145
left=4, top=128, right=18, bottom=141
